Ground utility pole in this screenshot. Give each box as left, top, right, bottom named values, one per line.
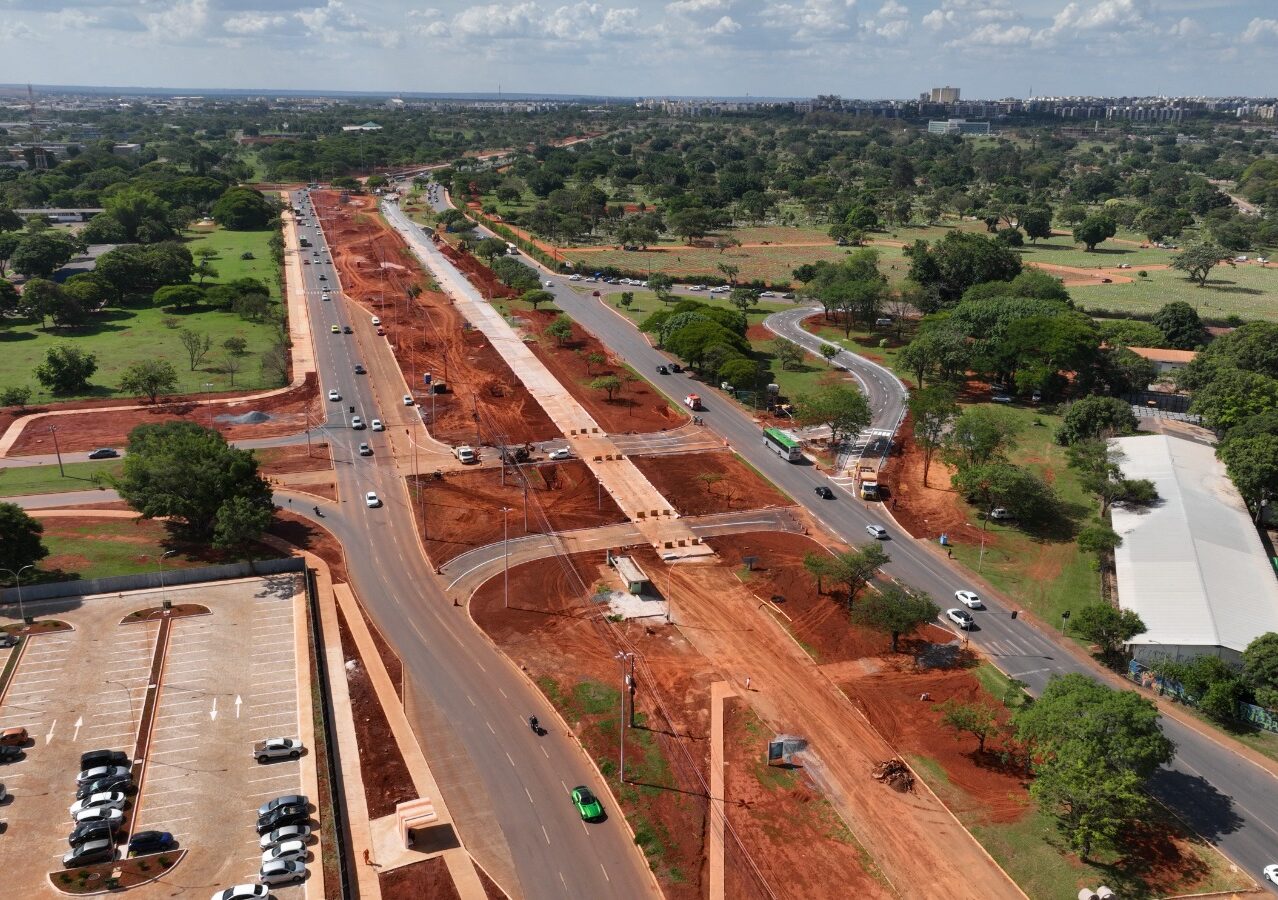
left=502, top=506, right=511, bottom=609
left=49, top=425, right=64, bottom=477
left=616, top=651, right=634, bottom=782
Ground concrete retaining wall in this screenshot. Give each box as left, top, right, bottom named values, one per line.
left=1, top=557, right=305, bottom=606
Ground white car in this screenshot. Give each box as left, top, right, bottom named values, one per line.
left=946, top=608, right=974, bottom=630
left=544, top=280, right=555, bottom=288
left=74, top=806, right=124, bottom=827
left=358, top=443, right=372, bottom=456
left=865, top=524, right=888, bottom=539
left=371, top=316, right=381, bottom=326
left=70, top=792, right=129, bottom=817
left=260, top=824, right=312, bottom=850
left=261, top=839, right=308, bottom=866
left=77, top=765, right=129, bottom=786
left=365, top=492, right=381, bottom=508
left=569, top=274, right=581, bottom=281
left=548, top=448, right=572, bottom=460
left=955, top=590, right=983, bottom=609
left=1264, top=864, right=1278, bottom=884
left=370, top=419, right=384, bottom=432
left=327, top=389, right=340, bottom=402
left=253, top=737, right=304, bottom=763
left=402, top=395, right=414, bottom=406
left=259, top=858, right=306, bottom=886
left=351, top=416, right=365, bottom=430
left=211, top=885, right=269, bottom=900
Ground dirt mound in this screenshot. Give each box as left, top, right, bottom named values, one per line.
left=218, top=410, right=272, bottom=424
left=871, top=758, right=914, bottom=793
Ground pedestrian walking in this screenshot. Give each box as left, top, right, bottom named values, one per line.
left=744, top=676, right=752, bottom=691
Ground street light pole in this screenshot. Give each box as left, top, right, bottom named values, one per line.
left=616, top=651, right=634, bottom=782
left=502, top=506, right=511, bottom=609
left=49, top=425, right=64, bottom=477
left=158, top=550, right=177, bottom=610
left=2, top=565, right=34, bottom=625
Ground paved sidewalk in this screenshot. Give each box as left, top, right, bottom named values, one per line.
left=709, top=681, right=734, bottom=900
left=383, top=202, right=711, bottom=559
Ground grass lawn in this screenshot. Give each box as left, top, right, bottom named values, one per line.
left=1071, top=263, right=1278, bottom=322
left=591, top=288, right=792, bottom=329
left=803, top=317, right=917, bottom=378
left=944, top=405, right=1102, bottom=626
left=0, top=460, right=123, bottom=498
left=0, top=226, right=283, bottom=401
left=1014, top=237, right=1178, bottom=269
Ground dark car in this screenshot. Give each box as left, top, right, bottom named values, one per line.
left=655, top=365, right=668, bottom=375
left=259, top=794, right=308, bottom=818
left=318, top=274, right=327, bottom=281
left=87, top=448, right=119, bottom=460
left=257, top=805, right=309, bottom=835
left=128, top=830, right=175, bottom=855
left=814, top=486, right=834, bottom=500
left=77, top=773, right=135, bottom=800
left=63, top=838, right=114, bottom=869
left=669, top=363, right=683, bottom=373
left=0, top=746, right=24, bottom=763
left=79, top=750, right=128, bottom=770
left=0, top=633, right=17, bottom=649
left=68, top=821, right=115, bottom=847
left=342, top=325, right=352, bottom=334
left=354, top=364, right=366, bottom=375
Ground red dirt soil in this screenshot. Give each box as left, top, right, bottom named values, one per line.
left=436, top=237, right=514, bottom=300
left=886, top=412, right=992, bottom=552
left=722, top=696, right=893, bottom=899
left=411, top=460, right=627, bottom=566
left=7, top=373, right=321, bottom=455
left=630, top=450, right=791, bottom=516
left=378, top=857, right=460, bottom=899
left=470, top=547, right=712, bottom=898
left=336, top=605, right=418, bottom=820
left=704, top=532, right=955, bottom=665
left=267, top=511, right=349, bottom=583
left=255, top=442, right=332, bottom=476
left=311, top=191, right=558, bottom=445
left=519, top=308, right=687, bottom=434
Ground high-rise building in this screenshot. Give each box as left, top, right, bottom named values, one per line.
left=930, top=86, right=961, bottom=104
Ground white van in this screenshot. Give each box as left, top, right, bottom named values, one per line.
left=455, top=446, right=477, bottom=464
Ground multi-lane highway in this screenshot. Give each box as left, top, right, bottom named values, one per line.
left=410, top=188, right=1278, bottom=888
left=286, top=192, right=658, bottom=900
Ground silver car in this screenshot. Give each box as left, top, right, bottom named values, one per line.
left=259, top=858, right=306, bottom=886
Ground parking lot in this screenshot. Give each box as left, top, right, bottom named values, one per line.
left=0, top=575, right=317, bottom=897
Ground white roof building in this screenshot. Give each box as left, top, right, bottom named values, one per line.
left=1110, top=435, right=1278, bottom=665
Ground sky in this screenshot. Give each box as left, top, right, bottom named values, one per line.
left=1, top=0, right=1276, bottom=99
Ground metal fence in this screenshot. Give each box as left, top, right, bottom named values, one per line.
left=1, top=557, right=305, bottom=607
left=1128, top=659, right=1278, bottom=733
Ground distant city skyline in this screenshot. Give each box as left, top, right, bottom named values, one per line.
left=1, top=1, right=1276, bottom=99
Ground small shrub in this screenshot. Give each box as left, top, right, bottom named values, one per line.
left=240, top=251, right=254, bottom=260
left=158, top=855, right=172, bottom=868
left=59, top=874, right=72, bottom=885
left=162, top=316, right=180, bottom=329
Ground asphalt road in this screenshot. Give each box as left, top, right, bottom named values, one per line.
left=417, top=191, right=1278, bottom=888
left=291, top=192, right=657, bottom=900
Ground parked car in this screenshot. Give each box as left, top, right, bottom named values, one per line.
left=128, top=831, right=175, bottom=855
left=571, top=785, right=603, bottom=821
left=548, top=448, right=572, bottom=460
left=63, top=838, right=115, bottom=869
left=211, top=885, right=269, bottom=900
left=955, top=590, right=983, bottom=609
left=74, top=806, right=124, bottom=828
left=77, top=765, right=129, bottom=786
left=259, top=824, right=312, bottom=850
left=76, top=772, right=134, bottom=800
left=253, top=738, right=304, bottom=763
left=256, top=805, right=309, bottom=835
left=68, top=820, right=115, bottom=847
left=814, top=486, right=834, bottom=499
left=0, top=726, right=28, bottom=746
left=258, top=795, right=309, bottom=818
left=865, top=524, right=888, bottom=539
left=261, top=839, right=308, bottom=866
left=79, top=750, right=128, bottom=770
left=946, top=608, right=974, bottom=630
left=259, top=859, right=307, bottom=886
left=0, top=746, right=22, bottom=762
left=87, top=448, right=119, bottom=460
left=991, top=394, right=1012, bottom=404
left=70, top=791, right=129, bottom=817
left=0, top=633, right=16, bottom=648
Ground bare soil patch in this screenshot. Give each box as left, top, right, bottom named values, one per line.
left=267, top=511, right=349, bottom=583
left=335, top=604, right=417, bottom=819
left=255, top=442, right=332, bottom=476
left=521, top=308, right=686, bottom=434
left=312, top=192, right=557, bottom=445
left=630, top=451, right=790, bottom=516
left=8, top=373, right=321, bottom=455
left=885, top=411, right=979, bottom=545
left=411, top=461, right=627, bottom=566
left=377, top=856, right=460, bottom=899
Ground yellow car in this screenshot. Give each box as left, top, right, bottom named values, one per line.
left=330, top=325, right=339, bottom=334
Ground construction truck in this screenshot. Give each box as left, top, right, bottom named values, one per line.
left=683, top=394, right=703, bottom=411
left=859, top=479, right=880, bottom=500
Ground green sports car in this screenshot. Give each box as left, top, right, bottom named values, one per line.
left=571, top=786, right=603, bottom=822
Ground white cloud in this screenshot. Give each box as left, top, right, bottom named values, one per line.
left=922, top=0, right=1015, bottom=31
left=878, top=0, right=908, bottom=18
left=225, top=13, right=289, bottom=34
left=708, top=14, right=740, bottom=33
left=142, top=0, right=210, bottom=40
left=760, top=0, right=860, bottom=41
left=1047, top=0, right=1147, bottom=33
left=666, top=0, right=731, bottom=14
left=946, top=22, right=1029, bottom=46
left=1241, top=17, right=1278, bottom=42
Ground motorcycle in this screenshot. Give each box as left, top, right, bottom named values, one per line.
left=529, top=715, right=543, bottom=735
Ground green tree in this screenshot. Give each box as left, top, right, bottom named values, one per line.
left=647, top=272, right=674, bottom=304
left=729, top=286, right=759, bottom=315
left=953, top=461, right=1057, bottom=523
left=212, top=187, right=275, bottom=230
left=772, top=337, right=805, bottom=371
left=716, top=262, right=740, bottom=285
left=0, top=386, right=32, bottom=408
left=211, top=494, right=275, bottom=552
left=0, top=501, right=49, bottom=572
left=590, top=375, right=622, bottom=400
left=851, top=584, right=939, bottom=653
left=115, top=421, right=274, bottom=541
left=1056, top=396, right=1139, bottom=445
left=904, top=231, right=1023, bottom=303
left=944, top=406, right=1021, bottom=469
left=223, top=336, right=248, bottom=356
left=1170, top=241, right=1228, bottom=287
left=475, top=237, right=507, bottom=262
left=0, top=206, right=23, bottom=232
left=546, top=315, right=574, bottom=346
left=193, top=259, right=218, bottom=285
left=1070, top=604, right=1144, bottom=654
left=10, top=230, right=80, bottom=279
left=819, top=344, right=839, bottom=366
left=1191, top=369, right=1278, bottom=432
left=585, top=352, right=606, bottom=376
left=1020, top=207, right=1053, bottom=244
left=0, top=231, right=21, bottom=278
left=830, top=543, right=890, bottom=605
left=119, top=359, right=179, bottom=404
left=792, top=385, right=872, bottom=449
left=34, top=344, right=97, bottom=394
left=179, top=328, right=213, bottom=371
left=103, top=188, right=176, bottom=242
left=1076, top=522, right=1123, bottom=557
left=939, top=700, right=1001, bottom=753
left=803, top=552, right=837, bottom=594
left=1151, top=301, right=1205, bottom=350
left=1218, top=434, right=1278, bottom=517
left=1072, top=215, right=1117, bottom=251
left=909, top=386, right=959, bottom=487
left=1243, top=633, right=1278, bottom=710
left=20, top=277, right=66, bottom=330
left=521, top=289, right=555, bottom=311
left=899, top=326, right=970, bottom=389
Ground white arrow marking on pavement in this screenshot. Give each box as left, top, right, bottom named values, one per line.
left=235, top=695, right=242, bottom=719
left=210, top=697, right=218, bottom=721
left=72, top=717, right=82, bottom=742
left=45, top=719, right=56, bottom=745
